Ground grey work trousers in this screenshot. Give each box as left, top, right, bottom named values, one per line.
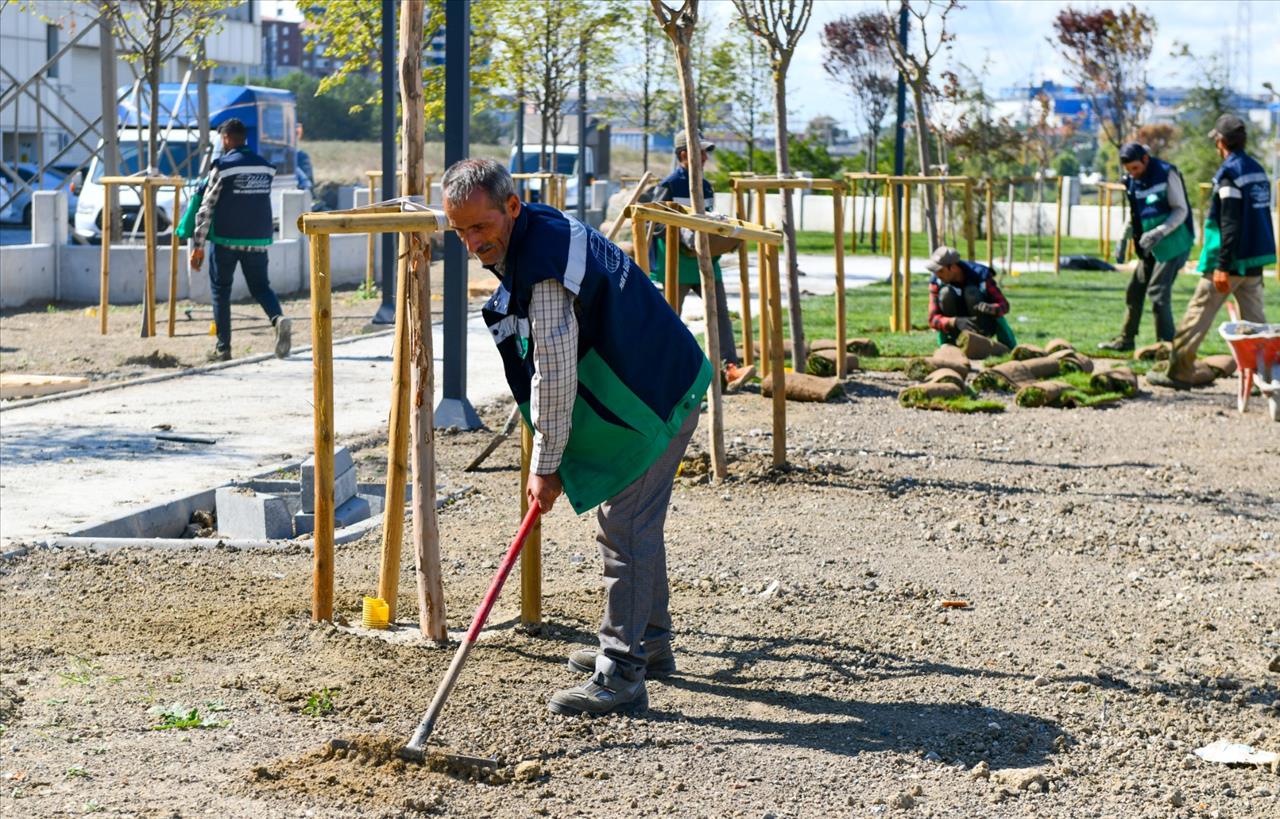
left=1167, top=272, right=1267, bottom=381
left=678, top=278, right=740, bottom=366
left=595, top=408, right=700, bottom=676
left=1118, top=252, right=1185, bottom=343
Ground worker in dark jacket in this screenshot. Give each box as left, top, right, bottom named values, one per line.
left=190, top=118, right=290, bottom=362
left=650, top=131, right=740, bottom=373
left=926, top=245, right=1017, bottom=349
left=1150, top=114, right=1274, bottom=389
left=443, top=159, right=711, bottom=717
left=1098, top=143, right=1194, bottom=351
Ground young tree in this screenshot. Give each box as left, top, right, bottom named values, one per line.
left=492, top=0, right=624, bottom=172
left=648, top=0, right=727, bottom=480
left=716, top=16, right=773, bottom=172
left=731, top=0, right=814, bottom=370
left=1169, top=45, right=1236, bottom=189
left=92, top=0, right=230, bottom=176
left=822, top=11, right=896, bottom=176
left=1051, top=3, right=1156, bottom=150
left=936, top=65, right=1025, bottom=179
left=608, top=5, right=674, bottom=173
left=879, top=0, right=962, bottom=250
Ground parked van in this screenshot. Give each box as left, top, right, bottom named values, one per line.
left=508, top=145, right=595, bottom=209
left=74, top=84, right=304, bottom=243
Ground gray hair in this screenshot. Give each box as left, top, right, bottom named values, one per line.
left=442, top=158, right=517, bottom=210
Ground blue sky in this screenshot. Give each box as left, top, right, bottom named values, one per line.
left=762, top=0, right=1280, bottom=132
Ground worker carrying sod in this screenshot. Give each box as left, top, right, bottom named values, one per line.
left=925, top=245, right=1017, bottom=349
left=188, top=118, right=291, bottom=363
left=1098, top=142, right=1194, bottom=352
left=1149, top=114, right=1274, bottom=390
left=650, top=130, right=743, bottom=379
left=442, top=159, right=711, bottom=717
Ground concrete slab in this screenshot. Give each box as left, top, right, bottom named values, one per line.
left=0, top=310, right=508, bottom=546
left=301, top=450, right=357, bottom=513
left=294, top=494, right=373, bottom=536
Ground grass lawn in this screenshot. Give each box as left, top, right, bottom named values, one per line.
left=726, top=260, right=1278, bottom=373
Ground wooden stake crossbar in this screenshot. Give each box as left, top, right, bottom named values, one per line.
left=364, top=170, right=431, bottom=288
left=882, top=175, right=977, bottom=332
left=97, top=175, right=185, bottom=337
left=298, top=204, right=450, bottom=627
left=511, top=172, right=567, bottom=210
left=729, top=177, right=851, bottom=377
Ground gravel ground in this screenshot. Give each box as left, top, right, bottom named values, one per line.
left=1, top=375, right=1277, bottom=818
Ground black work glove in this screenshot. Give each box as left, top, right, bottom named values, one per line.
left=954, top=317, right=977, bottom=334
left=972, top=302, right=999, bottom=317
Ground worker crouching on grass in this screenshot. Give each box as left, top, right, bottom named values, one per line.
left=926, top=245, right=1017, bottom=349
left=442, top=159, right=711, bottom=717
left=1149, top=114, right=1275, bottom=390
left=189, top=118, right=291, bottom=363
left=1097, top=142, right=1194, bottom=352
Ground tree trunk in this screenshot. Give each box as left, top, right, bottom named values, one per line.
left=910, top=82, right=940, bottom=249
left=400, top=0, right=446, bottom=641
left=147, top=3, right=162, bottom=176
left=672, top=36, right=726, bottom=480
left=772, top=67, right=804, bottom=371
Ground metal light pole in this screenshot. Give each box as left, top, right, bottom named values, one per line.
left=576, top=35, right=587, bottom=222
left=371, top=0, right=397, bottom=324
left=435, top=0, right=480, bottom=430
left=893, top=4, right=907, bottom=182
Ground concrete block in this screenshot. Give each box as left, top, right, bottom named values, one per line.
left=32, top=190, right=68, bottom=246
left=353, top=186, right=371, bottom=208
left=294, top=494, right=373, bottom=536
left=335, top=185, right=356, bottom=210
left=301, top=447, right=356, bottom=513
left=215, top=485, right=293, bottom=540
left=280, top=191, right=308, bottom=241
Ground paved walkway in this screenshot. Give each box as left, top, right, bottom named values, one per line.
left=0, top=253, right=888, bottom=546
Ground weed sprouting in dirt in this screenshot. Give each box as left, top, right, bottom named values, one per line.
left=301, top=688, right=336, bottom=718
left=149, top=702, right=229, bottom=731
left=58, top=657, right=99, bottom=686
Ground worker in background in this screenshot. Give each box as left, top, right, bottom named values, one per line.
left=1098, top=142, right=1194, bottom=352
left=1150, top=114, right=1274, bottom=389
left=443, top=159, right=711, bottom=717
left=650, top=131, right=743, bottom=380
left=190, top=118, right=291, bottom=362
left=926, top=245, right=1017, bottom=349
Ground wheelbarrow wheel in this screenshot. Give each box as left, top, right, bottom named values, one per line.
left=1269, top=394, right=1279, bottom=422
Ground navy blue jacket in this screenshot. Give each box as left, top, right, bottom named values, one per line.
left=481, top=203, right=710, bottom=513
left=205, top=147, right=275, bottom=245
left=1198, top=150, right=1276, bottom=275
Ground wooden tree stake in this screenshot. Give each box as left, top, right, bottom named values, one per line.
left=519, top=422, right=542, bottom=630
left=309, top=232, right=335, bottom=622
left=833, top=188, right=846, bottom=377
left=767, top=242, right=786, bottom=467
left=735, top=189, right=753, bottom=367
left=664, top=222, right=680, bottom=312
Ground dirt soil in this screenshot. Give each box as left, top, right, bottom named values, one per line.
left=1, top=377, right=1278, bottom=818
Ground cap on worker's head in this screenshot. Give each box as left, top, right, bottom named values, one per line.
left=218, top=118, right=247, bottom=140
left=673, top=130, right=715, bottom=155
left=1118, top=142, right=1148, bottom=163
left=925, top=245, right=961, bottom=274
left=1208, top=113, right=1246, bottom=142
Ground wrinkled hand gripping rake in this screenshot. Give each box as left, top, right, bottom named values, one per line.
left=398, top=504, right=543, bottom=765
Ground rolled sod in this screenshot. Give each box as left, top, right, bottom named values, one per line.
left=1045, top=338, right=1075, bottom=354
left=973, top=356, right=1063, bottom=392
left=847, top=338, right=880, bottom=358
left=1012, top=344, right=1046, bottom=361
left=1015, top=380, right=1070, bottom=408
left=805, top=350, right=859, bottom=377
left=1049, top=348, right=1094, bottom=374
left=761, top=372, right=843, bottom=402
left=956, top=331, right=1010, bottom=360
left=1203, top=354, right=1237, bottom=378
left=1135, top=341, right=1172, bottom=361
left=925, top=367, right=967, bottom=387
left=899, top=381, right=964, bottom=401
left=1089, top=366, right=1138, bottom=397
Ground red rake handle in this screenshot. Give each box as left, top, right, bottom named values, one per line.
left=404, top=503, right=542, bottom=755
left=465, top=503, right=542, bottom=642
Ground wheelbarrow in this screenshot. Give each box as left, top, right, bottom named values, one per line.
left=1218, top=312, right=1280, bottom=421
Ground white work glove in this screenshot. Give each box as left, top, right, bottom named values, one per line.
left=1138, top=229, right=1163, bottom=251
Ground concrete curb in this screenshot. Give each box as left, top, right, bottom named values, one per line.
left=0, top=328, right=396, bottom=412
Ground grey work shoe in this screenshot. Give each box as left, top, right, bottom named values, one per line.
left=273, top=316, right=293, bottom=359
left=206, top=347, right=231, bottom=363
left=568, top=644, right=676, bottom=679
left=1097, top=336, right=1135, bottom=352
left=548, top=655, right=648, bottom=717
